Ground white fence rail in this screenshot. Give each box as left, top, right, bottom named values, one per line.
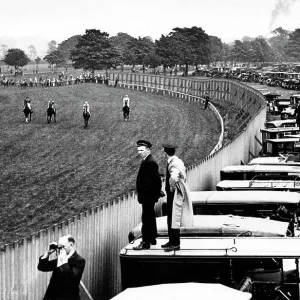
left=0, top=74, right=266, bottom=300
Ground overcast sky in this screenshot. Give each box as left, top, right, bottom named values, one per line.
left=1, top=0, right=300, bottom=56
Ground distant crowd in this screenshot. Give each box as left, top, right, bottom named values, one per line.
left=0, top=71, right=113, bottom=88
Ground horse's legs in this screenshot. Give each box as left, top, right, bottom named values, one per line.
left=84, top=116, right=89, bottom=128
left=54, top=113, right=56, bottom=123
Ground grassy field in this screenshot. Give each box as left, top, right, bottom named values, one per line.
left=0, top=83, right=220, bottom=245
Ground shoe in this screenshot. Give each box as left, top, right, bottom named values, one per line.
left=164, top=245, right=180, bottom=252
left=161, top=242, right=171, bottom=248
left=150, top=240, right=157, bottom=245
left=133, top=242, right=150, bottom=250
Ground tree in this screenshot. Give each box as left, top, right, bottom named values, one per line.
left=34, top=57, right=41, bottom=71
left=171, top=27, right=210, bottom=74
left=268, top=27, right=290, bottom=61
left=155, top=34, right=179, bottom=74
left=228, top=40, right=251, bottom=64
left=251, top=38, right=275, bottom=63
left=209, top=36, right=224, bottom=65
left=35, top=57, right=41, bottom=65
left=0, top=44, right=8, bottom=59
left=127, top=37, right=155, bottom=72
left=285, top=28, right=300, bottom=62
left=222, top=43, right=232, bottom=66
left=109, top=32, right=135, bottom=70
left=228, top=38, right=275, bottom=65
left=57, top=35, right=80, bottom=61
left=44, top=50, right=66, bottom=71
left=27, top=45, right=37, bottom=60
left=70, top=29, right=122, bottom=72
left=47, top=40, right=57, bottom=54
left=3, top=48, right=30, bottom=71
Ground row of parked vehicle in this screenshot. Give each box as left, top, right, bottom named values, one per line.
left=119, top=115, right=300, bottom=299
left=193, top=68, right=300, bottom=91
left=262, top=91, right=300, bottom=120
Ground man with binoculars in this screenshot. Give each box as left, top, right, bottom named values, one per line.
left=37, top=234, right=86, bottom=300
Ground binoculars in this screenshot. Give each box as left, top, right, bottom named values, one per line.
left=49, top=243, right=64, bottom=251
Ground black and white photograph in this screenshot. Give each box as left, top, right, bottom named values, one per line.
left=1, top=0, right=300, bottom=299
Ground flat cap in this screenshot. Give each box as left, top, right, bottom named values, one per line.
left=137, top=140, right=152, bottom=148
left=162, top=143, right=178, bottom=150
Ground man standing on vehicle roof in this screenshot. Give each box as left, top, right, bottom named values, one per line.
left=134, top=140, right=162, bottom=250
left=161, top=144, right=193, bottom=252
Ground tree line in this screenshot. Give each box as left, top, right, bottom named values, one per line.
left=2, top=26, right=300, bottom=73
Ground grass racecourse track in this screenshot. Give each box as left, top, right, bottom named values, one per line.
left=0, top=83, right=220, bottom=245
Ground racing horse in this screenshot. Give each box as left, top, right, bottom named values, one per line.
left=83, top=105, right=90, bottom=128
left=23, top=102, right=33, bottom=123
left=122, top=104, right=130, bottom=121
left=47, top=102, right=56, bottom=123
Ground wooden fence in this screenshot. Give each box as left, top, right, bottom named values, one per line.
left=0, top=75, right=266, bottom=300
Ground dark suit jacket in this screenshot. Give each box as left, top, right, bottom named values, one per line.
left=38, top=251, right=86, bottom=300
left=136, top=154, right=162, bottom=204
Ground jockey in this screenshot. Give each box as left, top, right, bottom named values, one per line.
left=123, top=95, right=130, bottom=107
left=83, top=101, right=90, bottom=115
left=122, top=102, right=130, bottom=112
left=48, top=100, right=56, bottom=111
left=24, top=97, right=32, bottom=111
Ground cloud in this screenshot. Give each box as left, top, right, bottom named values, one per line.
left=269, top=0, right=299, bottom=31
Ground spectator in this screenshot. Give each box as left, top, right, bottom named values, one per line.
left=204, top=91, right=210, bottom=110
left=161, top=144, right=193, bottom=252
left=114, top=76, right=119, bottom=87
left=133, top=140, right=162, bottom=250
left=37, top=234, right=85, bottom=300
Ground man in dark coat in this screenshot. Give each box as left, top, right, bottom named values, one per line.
left=134, top=140, right=162, bottom=250
left=37, top=234, right=86, bottom=300
left=204, top=91, right=210, bottom=110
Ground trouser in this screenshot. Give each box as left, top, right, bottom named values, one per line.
left=167, top=191, right=180, bottom=246
left=204, top=99, right=209, bottom=110
left=141, top=203, right=157, bottom=243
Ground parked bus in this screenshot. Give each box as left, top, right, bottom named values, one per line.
left=261, top=127, right=299, bottom=141
left=120, top=236, right=300, bottom=299
left=129, top=191, right=300, bottom=242
left=263, top=138, right=300, bottom=156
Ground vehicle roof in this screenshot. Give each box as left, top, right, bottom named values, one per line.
left=285, top=134, right=300, bottom=138
left=120, top=237, right=300, bottom=258
left=265, top=93, right=281, bottom=97
left=216, top=179, right=300, bottom=190
left=221, top=164, right=300, bottom=173
left=248, top=156, right=300, bottom=165
left=191, top=190, right=300, bottom=204
left=130, top=215, right=288, bottom=238
left=261, top=127, right=299, bottom=133
left=265, top=137, right=299, bottom=143
left=266, top=119, right=296, bottom=126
